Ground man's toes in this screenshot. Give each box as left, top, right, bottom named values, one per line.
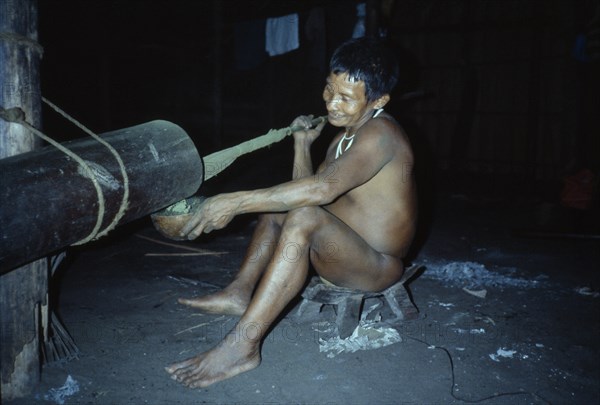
left=177, top=371, right=203, bottom=388
left=174, top=368, right=192, bottom=381
left=166, top=358, right=194, bottom=374
left=165, top=365, right=179, bottom=374
left=189, top=379, right=204, bottom=388
left=188, top=374, right=214, bottom=388
left=184, top=376, right=200, bottom=388
left=165, top=363, right=181, bottom=374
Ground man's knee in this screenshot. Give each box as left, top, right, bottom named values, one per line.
left=257, top=213, right=285, bottom=230
left=283, top=207, right=324, bottom=234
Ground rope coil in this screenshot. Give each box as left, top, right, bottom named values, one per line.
left=0, top=32, right=44, bottom=56
left=0, top=99, right=129, bottom=245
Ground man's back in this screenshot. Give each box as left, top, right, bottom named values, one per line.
left=321, top=113, right=417, bottom=258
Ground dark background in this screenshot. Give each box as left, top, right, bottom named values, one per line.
left=38, top=0, right=600, bottom=220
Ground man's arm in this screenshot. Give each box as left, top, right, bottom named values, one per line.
left=182, top=118, right=397, bottom=238
left=181, top=173, right=335, bottom=238
left=293, top=138, right=313, bottom=179
left=291, top=115, right=326, bottom=179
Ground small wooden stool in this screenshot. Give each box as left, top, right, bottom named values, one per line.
left=296, top=265, right=421, bottom=338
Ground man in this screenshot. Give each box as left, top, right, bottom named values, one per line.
left=165, top=37, right=417, bottom=388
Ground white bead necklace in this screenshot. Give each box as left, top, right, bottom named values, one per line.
left=335, top=108, right=384, bottom=159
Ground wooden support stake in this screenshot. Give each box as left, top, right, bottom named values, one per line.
left=0, top=0, right=46, bottom=400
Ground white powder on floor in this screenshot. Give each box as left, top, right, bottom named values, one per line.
left=318, top=321, right=402, bottom=358
left=421, top=260, right=546, bottom=289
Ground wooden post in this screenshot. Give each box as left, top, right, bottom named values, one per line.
left=0, top=0, right=46, bottom=400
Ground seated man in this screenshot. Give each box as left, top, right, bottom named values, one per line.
left=166, top=37, right=417, bottom=388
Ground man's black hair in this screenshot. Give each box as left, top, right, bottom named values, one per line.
left=330, top=37, right=399, bottom=102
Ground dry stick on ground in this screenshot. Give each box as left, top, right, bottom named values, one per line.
left=174, top=315, right=227, bottom=336
left=145, top=253, right=223, bottom=257
left=135, top=234, right=228, bottom=256
left=42, top=252, right=80, bottom=363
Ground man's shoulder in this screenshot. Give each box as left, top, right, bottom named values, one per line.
left=360, top=115, right=408, bottom=148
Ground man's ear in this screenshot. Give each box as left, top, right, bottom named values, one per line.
left=374, top=94, right=390, bottom=109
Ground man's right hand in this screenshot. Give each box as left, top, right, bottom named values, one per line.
left=180, top=194, right=240, bottom=239
left=291, top=115, right=326, bottom=145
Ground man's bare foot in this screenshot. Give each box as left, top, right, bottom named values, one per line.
left=178, top=287, right=249, bottom=316
left=165, top=335, right=261, bottom=388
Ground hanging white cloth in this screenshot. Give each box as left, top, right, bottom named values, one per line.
left=265, top=13, right=300, bottom=56
left=352, top=3, right=366, bottom=38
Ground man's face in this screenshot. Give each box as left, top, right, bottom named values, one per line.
left=323, top=72, right=379, bottom=129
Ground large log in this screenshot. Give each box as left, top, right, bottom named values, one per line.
left=0, top=120, right=203, bottom=273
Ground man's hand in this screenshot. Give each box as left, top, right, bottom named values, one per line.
left=291, top=115, right=326, bottom=145
left=180, top=195, right=240, bottom=239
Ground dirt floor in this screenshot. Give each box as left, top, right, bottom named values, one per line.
left=6, top=172, right=600, bottom=405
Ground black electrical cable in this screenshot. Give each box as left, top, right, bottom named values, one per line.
left=404, top=335, right=552, bottom=404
